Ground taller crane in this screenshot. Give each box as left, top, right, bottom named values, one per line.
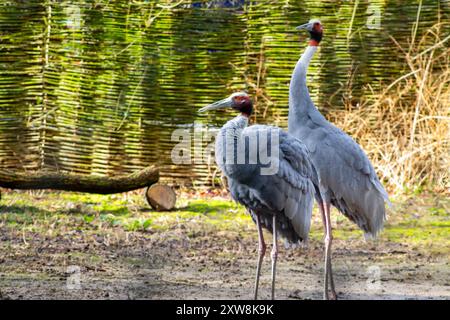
left=289, top=19, right=391, bottom=300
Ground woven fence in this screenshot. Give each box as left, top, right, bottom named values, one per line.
left=0, top=0, right=448, bottom=187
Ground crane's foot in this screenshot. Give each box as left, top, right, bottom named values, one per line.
left=323, top=289, right=338, bottom=300
left=330, top=291, right=338, bottom=300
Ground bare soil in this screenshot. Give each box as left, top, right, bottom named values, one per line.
left=1, top=225, right=449, bottom=300
left=0, top=192, right=449, bottom=300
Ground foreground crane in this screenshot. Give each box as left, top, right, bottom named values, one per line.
left=199, top=92, right=316, bottom=299
left=290, top=19, right=391, bottom=299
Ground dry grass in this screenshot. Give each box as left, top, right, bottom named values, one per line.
left=328, top=23, right=449, bottom=194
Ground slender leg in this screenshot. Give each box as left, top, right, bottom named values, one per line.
left=318, top=202, right=327, bottom=234
left=329, top=258, right=336, bottom=299
left=322, top=202, right=337, bottom=300
left=270, top=215, right=278, bottom=300
left=254, top=212, right=266, bottom=300
left=318, top=202, right=329, bottom=299
left=319, top=203, right=336, bottom=299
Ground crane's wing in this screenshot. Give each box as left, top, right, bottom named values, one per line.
left=312, top=123, right=390, bottom=236
left=276, top=128, right=316, bottom=240
left=326, top=126, right=390, bottom=200
left=228, top=125, right=316, bottom=242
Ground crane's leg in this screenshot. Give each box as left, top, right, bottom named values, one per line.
left=322, top=201, right=337, bottom=300
left=318, top=202, right=330, bottom=299
left=318, top=202, right=327, bottom=234
left=254, top=212, right=266, bottom=300
left=271, top=215, right=278, bottom=300
left=319, top=202, right=335, bottom=293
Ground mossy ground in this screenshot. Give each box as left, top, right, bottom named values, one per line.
left=0, top=190, right=448, bottom=299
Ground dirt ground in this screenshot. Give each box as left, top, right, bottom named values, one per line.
left=0, top=190, right=449, bottom=300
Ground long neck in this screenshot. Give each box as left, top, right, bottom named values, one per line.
left=222, top=114, right=248, bottom=131
left=216, top=114, right=248, bottom=167
left=288, top=45, right=318, bottom=128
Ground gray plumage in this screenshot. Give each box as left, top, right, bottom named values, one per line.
left=199, top=92, right=318, bottom=299
left=290, top=21, right=391, bottom=299
left=288, top=44, right=391, bottom=237
left=215, top=114, right=316, bottom=243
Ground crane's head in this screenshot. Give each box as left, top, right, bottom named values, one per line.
left=296, top=19, right=323, bottom=45
left=198, top=92, right=253, bottom=117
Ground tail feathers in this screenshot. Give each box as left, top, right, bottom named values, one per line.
left=364, top=232, right=377, bottom=241
left=347, top=179, right=390, bottom=238
left=284, top=239, right=308, bottom=249
left=372, top=178, right=392, bottom=208
left=289, top=182, right=315, bottom=241
left=331, top=190, right=386, bottom=238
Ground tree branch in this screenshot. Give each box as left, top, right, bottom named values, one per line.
left=0, top=166, right=159, bottom=194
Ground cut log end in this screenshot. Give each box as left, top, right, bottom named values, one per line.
left=145, top=184, right=176, bottom=211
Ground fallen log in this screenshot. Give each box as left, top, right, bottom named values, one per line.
left=0, top=166, right=159, bottom=194
left=145, top=184, right=176, bottom=211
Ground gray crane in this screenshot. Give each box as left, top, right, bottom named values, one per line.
left=199, top=92, right=316, bottom=300
left=290, top=19, right=391, bottom=300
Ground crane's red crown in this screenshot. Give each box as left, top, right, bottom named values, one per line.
left=309, top=20, right=323, bottom=45
left=231, top=92, right=253, bottom=117
left=297, top=19, right=323, bottom=46
left=313, top=21, right=323, bottom=32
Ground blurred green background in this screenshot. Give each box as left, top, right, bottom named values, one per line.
left=0, top=0, right=448, bottom=187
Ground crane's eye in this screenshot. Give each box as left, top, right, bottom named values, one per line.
left=313, top=23, right=323, bottom=32
left=235, top=96, right=247, bottom=105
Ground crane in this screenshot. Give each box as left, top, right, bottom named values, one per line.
left=199, top=92, right=317, bottom=300
left=289, top=19, right=391, bottom=300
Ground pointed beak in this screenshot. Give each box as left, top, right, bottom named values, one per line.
left=198, top=97, right=233, bottom=113
left=295, top=22, right=311, bottom=31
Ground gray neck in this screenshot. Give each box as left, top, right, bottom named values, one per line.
left=222, top=114, right=249, bottom=131
left=216, top=114, right=248, bottom=167
left=288, top=46, right=317, bottom=128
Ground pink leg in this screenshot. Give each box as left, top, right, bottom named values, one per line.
left=271, top=215, right=278, bottom=300
left=318, top=202, right=327, bottom=234
left=254, top=212, right=266, bottom=300
left=320, top=202, right=337, bottom=300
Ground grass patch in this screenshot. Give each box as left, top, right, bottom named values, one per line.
left=0, top=191, right=448, bottom=256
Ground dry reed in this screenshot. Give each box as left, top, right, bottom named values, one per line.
left=328, top=23, right=449, bottom=194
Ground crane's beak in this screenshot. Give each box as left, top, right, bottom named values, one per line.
left=198, top=97, right=233, bottom=113
left=295, top=22, right=312, bottom=31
